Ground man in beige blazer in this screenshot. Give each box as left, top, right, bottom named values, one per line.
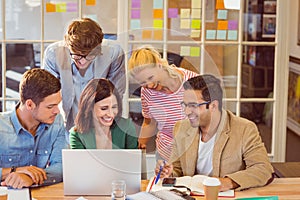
left=155, top=75, right=274, bottom=192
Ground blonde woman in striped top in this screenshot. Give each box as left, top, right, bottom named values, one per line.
left=128, top=45, right=198, bottom=161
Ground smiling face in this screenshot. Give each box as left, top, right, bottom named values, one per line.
left=93, top=94, right=118, bottom=127
left=69, top=50, right=94, bottom=70
left=133, top=65, right=170, bottom=92
left=182, top=89, right=211, bottom=128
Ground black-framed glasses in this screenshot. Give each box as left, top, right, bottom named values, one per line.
left=69, top=52, right=97, bottom=61
left=180, top=101, right=211, bottom=110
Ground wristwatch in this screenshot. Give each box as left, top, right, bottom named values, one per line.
left=10, top=166, right=17, bottom=173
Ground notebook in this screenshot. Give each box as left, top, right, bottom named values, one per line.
left=62, top=149, right=141, bottom=195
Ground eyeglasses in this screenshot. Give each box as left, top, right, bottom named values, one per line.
left=180, top=101, right=211, bottom=110
left=69, top=52, right=97, bottom=61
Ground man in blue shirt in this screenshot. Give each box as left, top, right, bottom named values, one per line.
left=42, top=18, right=126, bottom=131
left=0, top=68, right=68, bottom=189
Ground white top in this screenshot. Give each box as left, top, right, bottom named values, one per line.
left=196, top=133, right=216, bottom=176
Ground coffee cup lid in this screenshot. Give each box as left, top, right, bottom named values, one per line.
left=202, top=177, right=221, bottom=186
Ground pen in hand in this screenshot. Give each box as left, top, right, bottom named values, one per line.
left=155, top=160, right=165, bottom=184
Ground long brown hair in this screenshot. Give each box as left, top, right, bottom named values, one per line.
left=74, top=78, right=122, bottom=133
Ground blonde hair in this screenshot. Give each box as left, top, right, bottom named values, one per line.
left=128, top=46, right=181, bottom=81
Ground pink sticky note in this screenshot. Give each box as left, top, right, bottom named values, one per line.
left=131, top=10, right=140, bottom=19
left=168, top=8, right=178, bottom=18
left=67, top=2, right=77, bottom=12
left=228, top=20, right=238, bottom=30
left=132, top=0, right=141, bottom=8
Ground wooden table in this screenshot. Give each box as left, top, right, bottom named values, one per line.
left=31, top=178, right=300, bottom=200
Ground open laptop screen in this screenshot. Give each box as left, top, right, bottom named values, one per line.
left=62, top=149, right=141, bottom=195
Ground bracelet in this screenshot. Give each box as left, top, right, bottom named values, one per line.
left=10, top=166, right=16, bottom=173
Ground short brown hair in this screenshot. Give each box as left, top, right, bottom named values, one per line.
left=183, top=74, right=223, bottom=111
left=64, top=18, right=104, bottom=55
left=20, top=68, right=61, bottom=105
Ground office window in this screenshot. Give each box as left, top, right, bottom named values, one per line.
left=0, top=0, right=289, bottom=161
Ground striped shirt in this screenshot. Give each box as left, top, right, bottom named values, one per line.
left=141, top=68, right=198, bottom=160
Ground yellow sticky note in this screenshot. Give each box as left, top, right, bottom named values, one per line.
left=191, top=30, right=201, bottom=38
left=216, top=0, right=225, bottom=9
left=191, top=19, right=201, bottom=29
left=296, top=76, right=300, bottom=98
left=153, top=20, right=163, bottom=28
left=192, top=0, right=201, bottom=9
left=86, top=0, right=96, bottom=6
left=180, top=9, right=190, bottom=18
left=153, top=9, right=163, bottom=18
left=180, top=46, right=190, bottom=56
left=142, top=30, right=152, bottom=39
left=180, top=19, right=190, bottom=29
left=191, top=9, right=201, bottom=18
left=190, top=47, right=200, bottom=57
left=56, top=3, right=67, bottom=12
left=153, top=30, right=163, bottom=40
left=46, top=3, right=56, bottom=12
left=218, top=21, right=228, bottom=30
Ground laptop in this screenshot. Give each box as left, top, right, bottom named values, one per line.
left=62, top=149, right=141, bottom=195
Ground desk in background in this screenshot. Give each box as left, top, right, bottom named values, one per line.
left=31, top=178, right=300, bottom=200
left=272, top=162, right=300, bottom=178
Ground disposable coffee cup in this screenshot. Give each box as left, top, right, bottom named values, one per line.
left=202, top=177, right=220, bottom=200
left=0, top=187, right=8, bottom=200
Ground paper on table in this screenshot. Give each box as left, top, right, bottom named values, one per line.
left=7, top=187, right=31, bottom=200
left=147, top=175, right=235, bottom=197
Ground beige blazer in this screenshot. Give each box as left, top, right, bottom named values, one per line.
left=170, top=110, right=274, bottom=191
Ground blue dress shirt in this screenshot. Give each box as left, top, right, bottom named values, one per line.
left=0, top=108, right=68, bottom=186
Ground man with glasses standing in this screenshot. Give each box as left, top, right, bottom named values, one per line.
left=42, top=18, right=125, bottom=131
left=155, top=74, right=274, bottom=192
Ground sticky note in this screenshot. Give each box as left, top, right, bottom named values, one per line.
left=131, top=10, right=140, bottom=19
left=206, top=30, right=216, bottom=40
left=192, top=0, right=201, bottom=9
left=153, top=9, right=163, bottom=18
left=218, top=21, right=228, bottom=30
left=180, top=19, right=190, bottom=29
left=180, top=9, right=190, bottom=18
left=130, top=19, right=141, bottom=29
left=56, top=3, right=67, bottom=12
left=153, top=20, right=163, bottom=28
left=227, top=30, right=237, bottom=40
left=191, top=9, right=201, bottom=18
left=217, top=30, right=226, bottom=40
left=153, top=0, right=163, bottom=9
left=142, top=30, right=152, bottom=39
left=86, top=0, right=96, bottom=6
left=296, top=76, right=300, bottom=98
left=216, top=0, right=225, bottom=9
left=224, top=0, right=240, bottom=10
left=168, top=8, right=178, bottom=18
left=66, top=2, right=77, bottom=12
left=191, top=30, right=201, bottom=38
left=228, top=20, right=238, bottom=30
left=191, top=19, right=201, bottom=29
left=153, top=30, right=163, bottom=40
left=217, top=10, right=228, bottom=19
left=131, top=0, right=141, bottom=8
left=180, top=46, right=190, bottom=56
left=190, top=47, right=200, bottom=57
left=46, top=3, right=56, bottom=12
